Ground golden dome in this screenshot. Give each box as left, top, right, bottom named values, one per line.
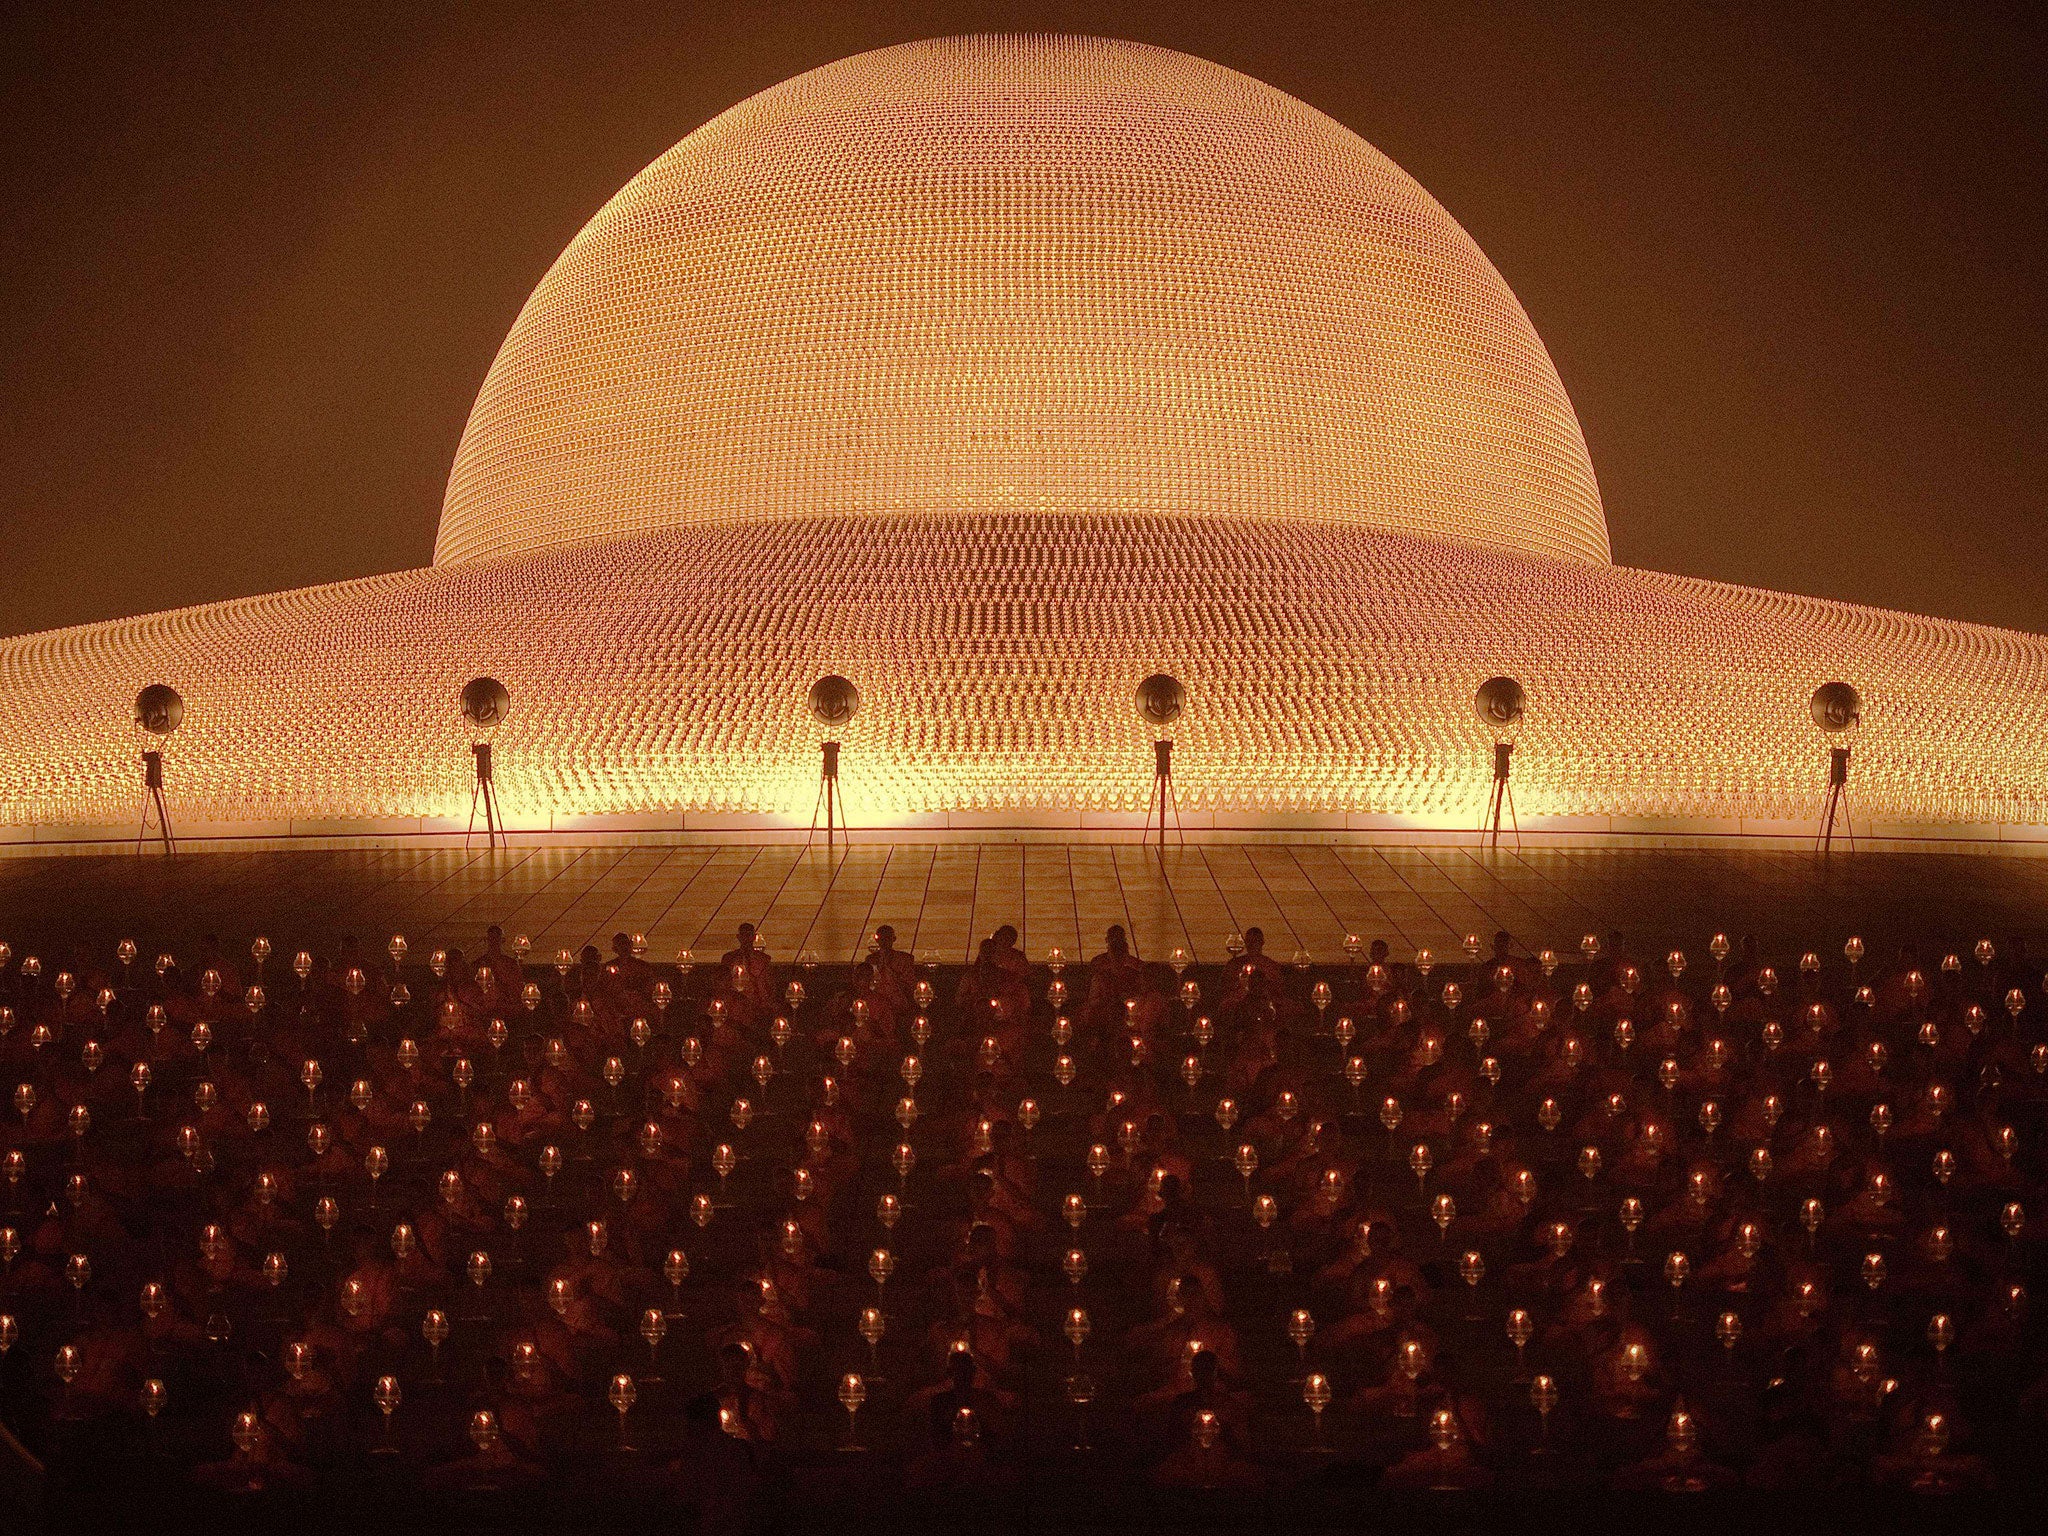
left=438, top=34, right=1606, bottom=568
left=16, top=37, right=2045, bottom=849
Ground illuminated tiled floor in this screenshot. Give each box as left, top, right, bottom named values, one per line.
left=5, top=842, right=2048, bottom=966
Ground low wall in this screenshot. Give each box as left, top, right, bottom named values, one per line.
left=5, top=808, right=2047, bottom=858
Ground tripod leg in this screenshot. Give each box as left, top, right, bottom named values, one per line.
left=483, top=779, right=500, bottom=850
left=468, top=777, right=482, bottom=848
left=1505, top=780, right=1520, bottom=850
left=151, top=785, right=174, bottom=855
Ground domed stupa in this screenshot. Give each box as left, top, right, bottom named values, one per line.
left=438, top=35, right=1606, bottom=569
left=1, top=35, right=2045, bottom=843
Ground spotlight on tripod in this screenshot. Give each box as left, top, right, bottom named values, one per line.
left=1810, top=681, right=1861, bottom=855
left=133, top=684, right=184, bottom=855
left=461, top=677, right=512, bottom=849
left=1134, top=673, right=1185, bottom=849
left=806, top=675, right=860, bottom=855
left=1474, top=676, right=1525, bottom=849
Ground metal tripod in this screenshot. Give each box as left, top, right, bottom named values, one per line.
left=1483, top=740, right=1519, bottom=849
left=807, top=741, right=846, bottom=854
left=1817, top=744, right=1854, bottom=854
left=468, top=740, right=502, bottom=850
left=138, top=750, right=175, bottom=855
left=1146, top=739, right=1183, bottom=849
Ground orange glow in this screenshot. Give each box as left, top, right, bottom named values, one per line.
left=1, top=36, right=2045, bottom=841
left=4, top=511, right=2048, bottom=832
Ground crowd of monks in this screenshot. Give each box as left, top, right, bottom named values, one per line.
left=2, top=914, right=2047, bottom=1524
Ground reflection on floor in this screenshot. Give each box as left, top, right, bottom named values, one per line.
left=5, top=843, right=2048, bottom=968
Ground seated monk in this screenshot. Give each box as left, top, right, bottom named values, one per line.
left=1150, top=1403, right=1262, bottom=1488
left=1382, top=1398, right=1496, bottom=1490
left=1128, top=1272, right=1243, bottom=1404
left=1220, top=927, right=1287, bottom=1008
left=712, top=1338, right=793, bottom=1445
left=987, top=925, right=1032, bottom=983
left=716, top=924, right=777, bottom=1031
left=905, top=1400, right=1017, bottom=1491
left=1082, top=926, right=1161, bottom=1045
left=422, top=1405, right=543, bottom=1491
left=868, top=924, right=918, bottom=1005
left=663, top=1392, right=762, bottom=1523
left=605, top=932, right=657, bottom=1008
left=905, top=1345, right=1014, bottom=1447
left=1151, top=1348, right=1254, bottom=1468
left=921, top=1272, right=1036, bottom=1388
left=955, top=937, right=1028, bottom=1023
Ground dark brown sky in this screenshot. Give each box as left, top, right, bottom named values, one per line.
left=3, top=0, right=2043, bottom=640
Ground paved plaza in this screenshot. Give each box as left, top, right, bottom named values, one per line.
left=5, top=840, right=2048, bottom=967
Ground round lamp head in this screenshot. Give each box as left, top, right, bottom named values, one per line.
left=134, top=685, right=184, bottom=737
left=460, top=676, right=511, bottom=734
left=1134, top=673, right=1184, bottom=730
left=1810, top=681, right=1861, bottom=734
left=1474, top=676, right=1526, bottom=735
left=808, top=675, right=860, bottom=729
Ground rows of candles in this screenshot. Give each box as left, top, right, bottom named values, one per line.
left=0, top=919, right=2044, bottom=1501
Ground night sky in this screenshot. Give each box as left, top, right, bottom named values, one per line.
left=2, top=0, right=2042, bottom=639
